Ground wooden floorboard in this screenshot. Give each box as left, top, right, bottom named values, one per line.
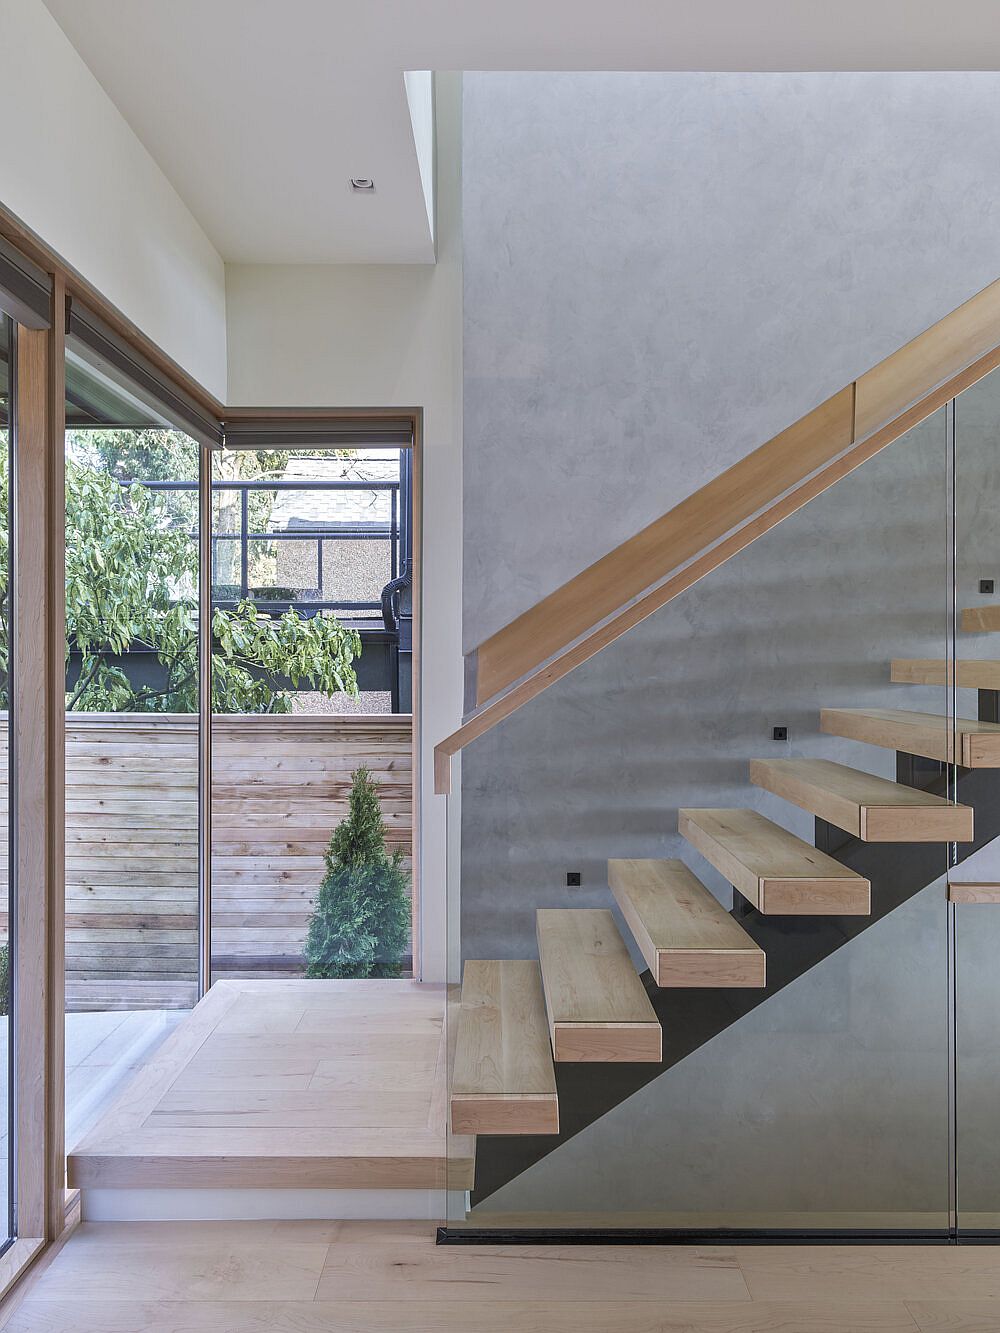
left=738, top=1245, right=1000, bottom=1301
left=8, top=1219, right=1000, bottom=1331
left=2, top=1299, right=927, bottom=1332
left=67, top=979, right=473, bottom=1190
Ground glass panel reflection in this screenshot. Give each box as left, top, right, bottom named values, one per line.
left=448, top=406, right=953, bottom=1233
left=63, top=349, right=198, bottom=1153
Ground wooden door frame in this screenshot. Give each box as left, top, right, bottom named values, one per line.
left=0, top=276, right=69, bottom=1304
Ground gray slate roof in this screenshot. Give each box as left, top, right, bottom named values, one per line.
left=270, top=450, right=400, bottom=532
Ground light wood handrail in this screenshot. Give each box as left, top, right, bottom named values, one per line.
left=435, top=277, right=1000, bottom=794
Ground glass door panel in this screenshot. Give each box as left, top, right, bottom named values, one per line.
left=447, top=405, right=954, bottom=1234
left=953, top=361, right=1000, bottom=1234
left=63, top=349, right=199, bottom=1151
left=209, top=444, right=413, bottom=987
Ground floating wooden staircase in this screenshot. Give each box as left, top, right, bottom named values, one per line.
left=820, top=707, right=1000, bottom=768
left=750, top=756, right=974, bottom=842
left=608, top=858, right=765, bottom=988
left=451, top=683, right=977, bottom=1139
left=450, top=911, right=662, bottom=1134
left=441, top=277, right=1000, bottom=1211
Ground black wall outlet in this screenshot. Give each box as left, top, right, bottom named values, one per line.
left=772, top=725, right=788, bottom=741
left=981, top=579, right=995, bottom=594
left=566, top=871, right=581, bottom=887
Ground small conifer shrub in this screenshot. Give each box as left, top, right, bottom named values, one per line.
left=304, top=766, right=410, bottom=978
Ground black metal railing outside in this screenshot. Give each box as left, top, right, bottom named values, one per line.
left=127, top=476, right=403, bottom=620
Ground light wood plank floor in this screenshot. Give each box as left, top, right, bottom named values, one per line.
left=4, top=1220, right=1000, bottom=1331
left=68, top=979, right=474, bottom=1190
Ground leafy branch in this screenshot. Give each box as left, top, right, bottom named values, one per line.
left=56, top=447, right=360, bottom=714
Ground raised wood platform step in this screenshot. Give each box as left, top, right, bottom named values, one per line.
left=450, top=960, right=559, bottom=1136
left=961, top=606, right=1000, bottom=632
left=750, top=757, right=974, bottom=843
left=820, top=707, right=1000, bottom=768
left=608, top=858, right=765, bottom=988
left=891, top=659, right=1000, bottom=690
left=678, top=808, right=871, bottom=915
left=68, top=979, right=475, bottom=1191
left=535, top=909, right=661, bottom=1063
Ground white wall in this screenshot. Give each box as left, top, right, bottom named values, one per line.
left=0, top=0, right=227, bottom=399
left=225, top=74, right=463, bottom=981
left=404, top=70, right=436, bottom=248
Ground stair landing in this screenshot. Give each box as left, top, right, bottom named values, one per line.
left=68, top=978, right=473, bottom=1192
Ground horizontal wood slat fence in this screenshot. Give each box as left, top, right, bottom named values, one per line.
left=0, top=712, right=413, bottom=1011
left=211, top=715, right=412, bottom=993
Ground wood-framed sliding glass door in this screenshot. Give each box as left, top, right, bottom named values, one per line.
left=58, top=298, right=223, bottom=1181
left=0, top=220, right=429, bottom=1304
left=0, top=214, right=228, bottom=1299
left=61, top=342, right=206, bottom=1150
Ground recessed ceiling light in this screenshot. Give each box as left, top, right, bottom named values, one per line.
left=350, top=178, right=375, bottom=192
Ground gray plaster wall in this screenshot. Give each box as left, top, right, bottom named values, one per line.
left=460, top=72, right=1000, bottom=1221
left=463, top=72, right=1000, bottom=646
left=461, top=407, right=952, bottom=965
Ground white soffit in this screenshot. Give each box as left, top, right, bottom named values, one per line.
left=41, top=1, right=438, bottom=264
left=41, top=0, right=1000, bottom=266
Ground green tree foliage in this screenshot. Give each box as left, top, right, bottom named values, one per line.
left=83, top=428, right=201, bottom=484
left=0, top=430, right=361, bottom=714
left=304, top=767, right=410, bottom=979
left=75, top=429, right=290, bottom=579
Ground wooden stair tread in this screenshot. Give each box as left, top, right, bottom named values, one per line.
left=608, top=858, right=765, bottom=988
left=450, top=960, right=559, bottom=1136
left=750, top=756, right=973, bottom=843
left=678, top=808, right=870, bottom=915
left=821, top=706, right=1000, bottom=768
left=891, top=659, right=1000, bottom=690
left=535, top=909, right=661, bottom=1063
left=948, top=881, right=1000, bottom=904
left=961, top=606, right=1000, bottom=632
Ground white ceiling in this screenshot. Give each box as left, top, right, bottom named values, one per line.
left=42, top=0, right=1000, bottom=266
